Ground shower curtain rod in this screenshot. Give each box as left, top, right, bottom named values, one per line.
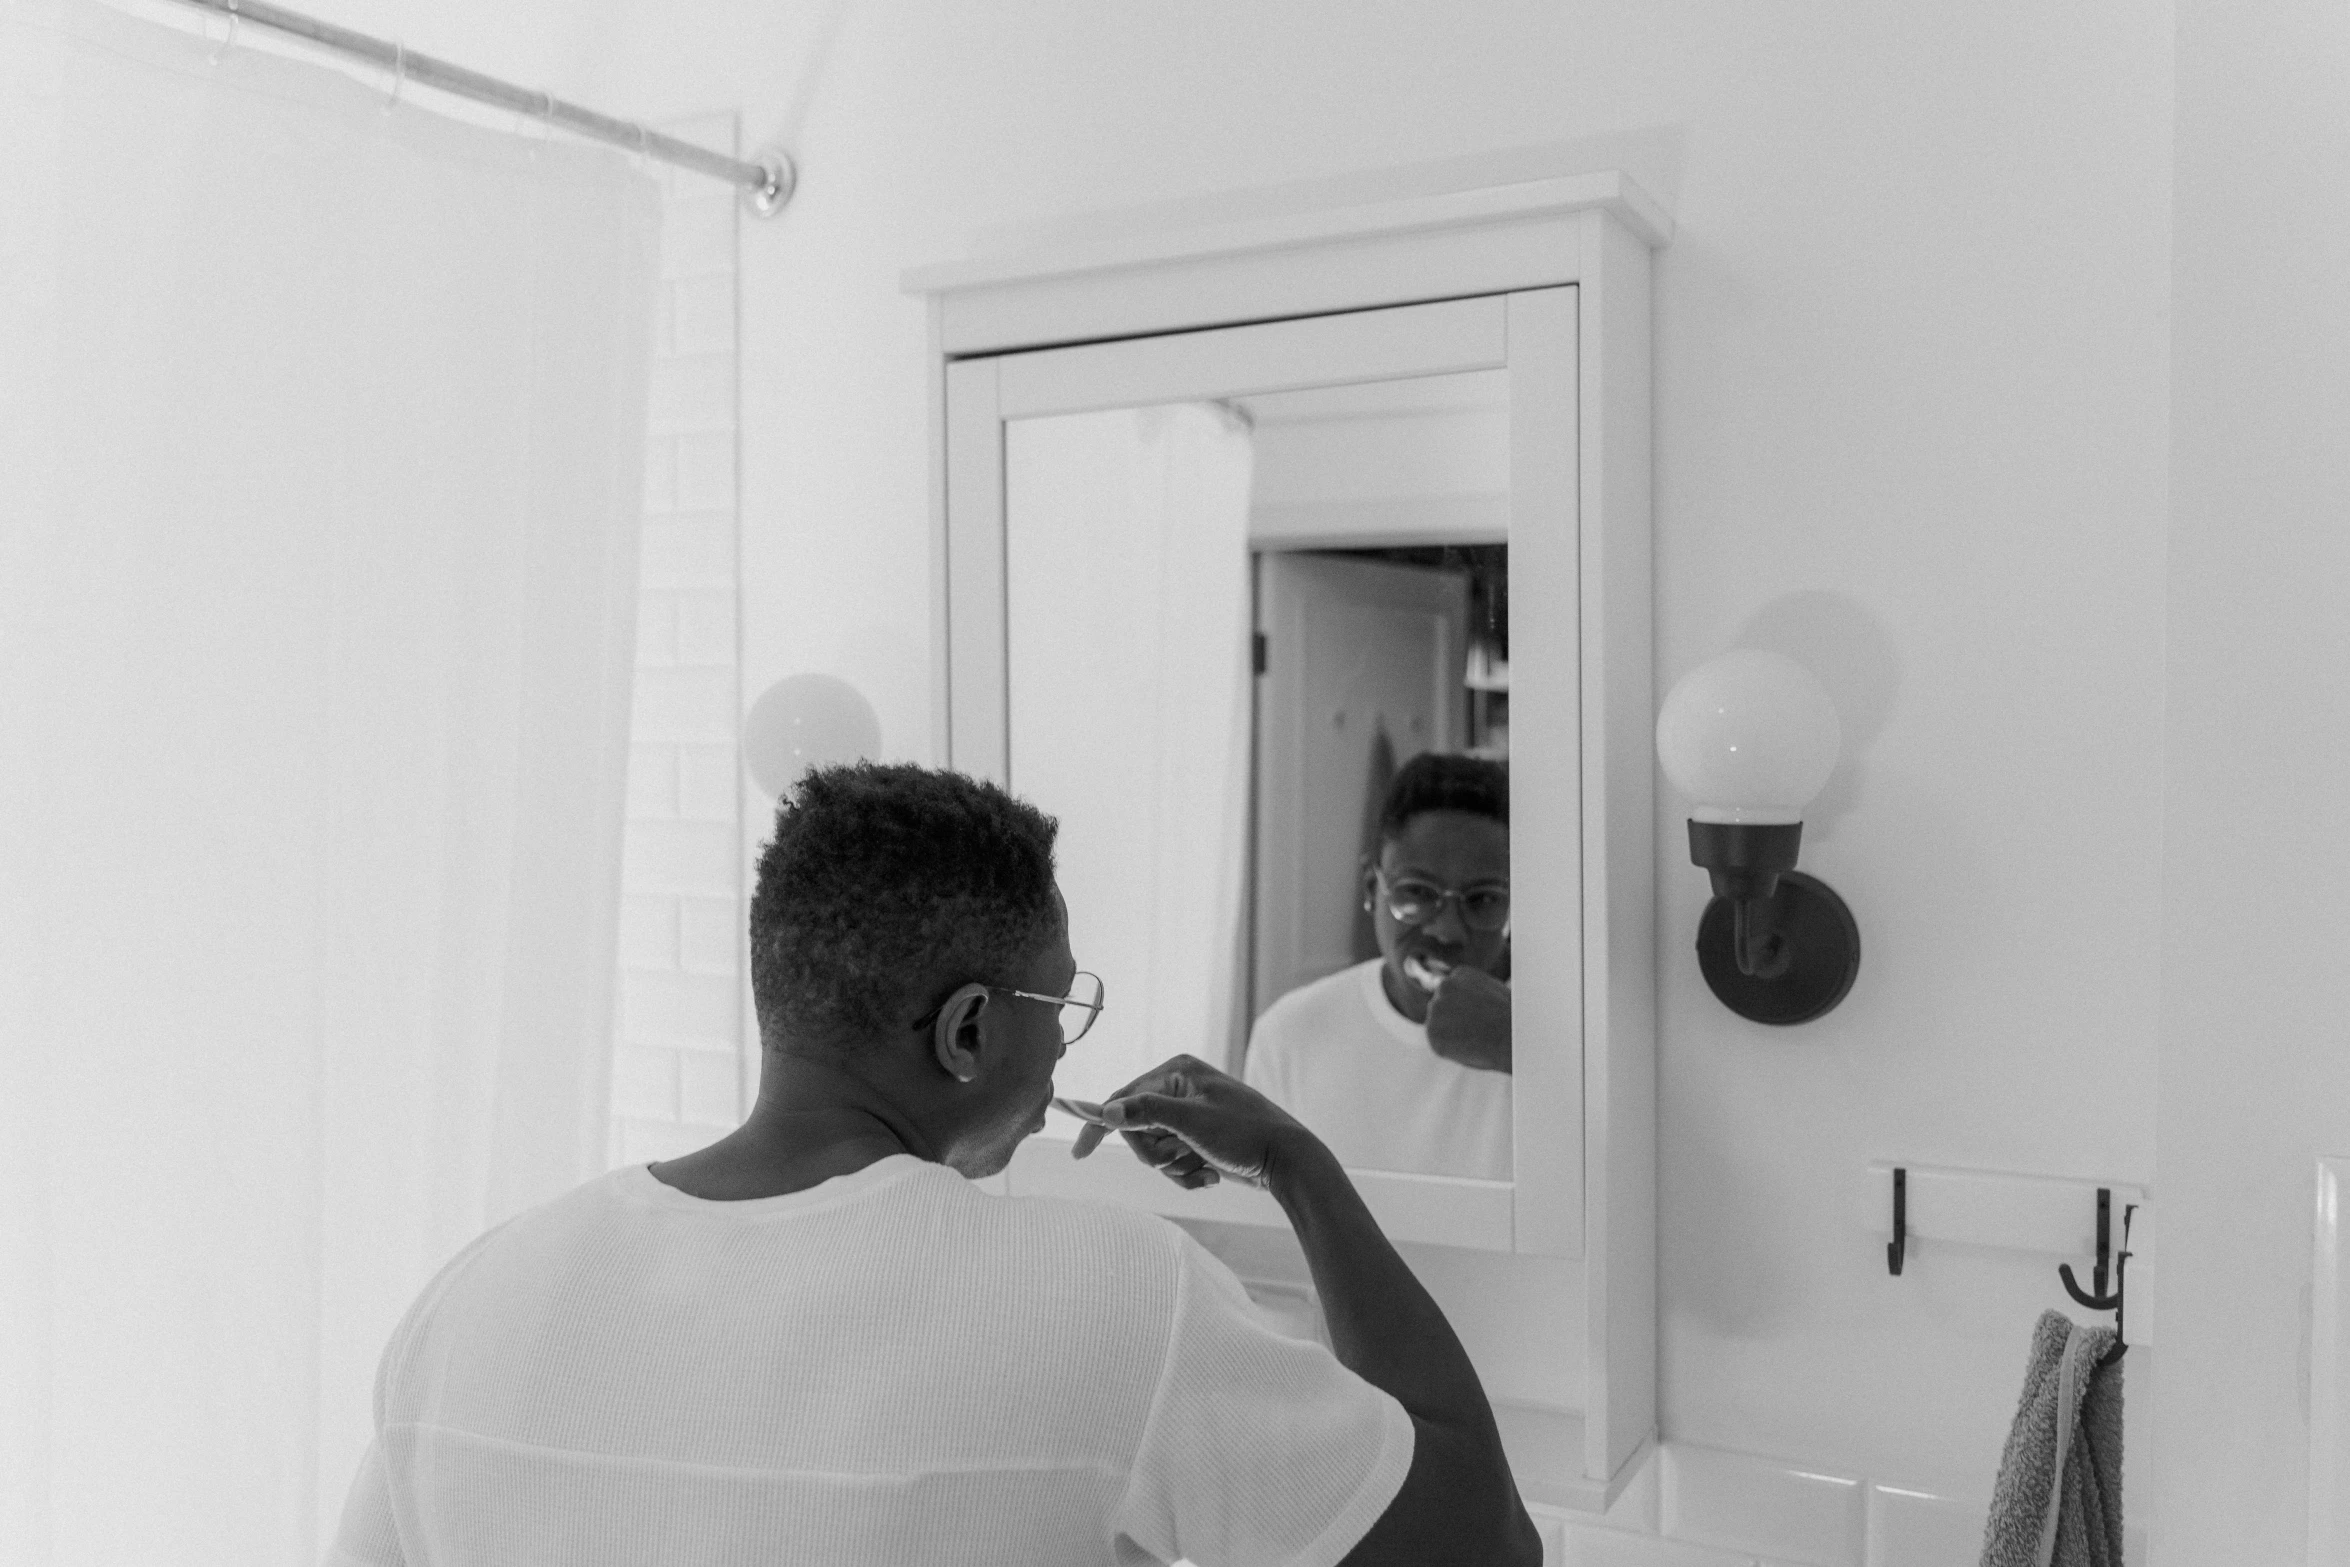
left=166, top=0, right=796, bottom=216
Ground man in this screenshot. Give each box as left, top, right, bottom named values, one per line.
left=328, top=761, right=1537, bottom=1566
left=1243, top=752, right=1512, bottom=1180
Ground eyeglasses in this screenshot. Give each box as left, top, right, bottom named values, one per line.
left=912, top=970, right=1105, bottom=1044
left=1374, top=869, right=1511, bottom=932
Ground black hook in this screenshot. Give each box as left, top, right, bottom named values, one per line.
left=2057, top=1189, right=2134, bottom=1368
left=1886, top=1167, right=1907, bottom=1276
left=2059, top=1189, right=2120, bottom=1309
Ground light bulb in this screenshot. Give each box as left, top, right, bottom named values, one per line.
left=1655, top=649, right=1840, bottom=825
left=742, top=674, right=882, bottom=799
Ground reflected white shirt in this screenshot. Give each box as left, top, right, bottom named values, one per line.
left=326, top=1155, right=1412, bottom=1567
left=1243, top=958, right=1512, bottom=1181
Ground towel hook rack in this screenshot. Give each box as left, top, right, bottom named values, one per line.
left=2057, top=1187, right=2134, bottom=1367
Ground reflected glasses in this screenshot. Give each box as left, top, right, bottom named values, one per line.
left=913, top=971, right=1105, bottom=1044
left=1374, top=870, right=1511, bottom=932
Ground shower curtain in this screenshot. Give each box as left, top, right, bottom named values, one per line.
left=1003, top=403, right=1257, bottom=1106
left=0, top=3, right=660, bottom=1563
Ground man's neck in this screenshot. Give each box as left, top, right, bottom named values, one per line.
left=650, top=1049, right=938, bottom=1200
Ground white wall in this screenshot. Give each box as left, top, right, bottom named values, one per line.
left=2159, top=0, right=2350, bottom=1557
left=299, top=0, right=2182, bottom=1541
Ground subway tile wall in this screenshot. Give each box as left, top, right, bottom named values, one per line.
left=609, top=113, right=747, bottom=1171
left=1532, top=1439, right=2143, bottom=1567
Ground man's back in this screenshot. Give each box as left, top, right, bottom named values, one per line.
left=329, top=1156, right=1410, bottom=1567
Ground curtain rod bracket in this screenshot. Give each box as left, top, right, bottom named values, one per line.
left=746, top=149, right=797, bottom=219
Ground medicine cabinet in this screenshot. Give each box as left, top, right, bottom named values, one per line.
left=907, top=171, right=1669, bottom=1510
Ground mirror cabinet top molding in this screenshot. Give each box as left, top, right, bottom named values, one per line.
left=903, top=169, right=1675, bottom=356
left=908, top=169, right=1669, bottom=1510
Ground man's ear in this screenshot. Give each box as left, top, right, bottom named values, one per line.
left=929, top=983, right=991, bottom=1084
left=1359, top=858, right=1379, bottom=913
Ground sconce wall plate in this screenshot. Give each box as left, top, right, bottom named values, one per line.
left=1694, top=870, right=1859, bottom=1025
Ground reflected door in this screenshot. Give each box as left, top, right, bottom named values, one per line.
left=1250, top=553, right=1469, bottom=1022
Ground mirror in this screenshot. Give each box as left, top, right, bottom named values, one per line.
left=921, top=188, right=1664, bottom=1502
left=1002, top=368, right=1514, bottom=1183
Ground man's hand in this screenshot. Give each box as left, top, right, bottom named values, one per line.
left=1424, top=967, right=1512, bottom=1073
left=1070, top=1055, right=1316, bottom=1191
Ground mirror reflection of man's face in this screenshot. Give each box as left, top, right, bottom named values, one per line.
left=1365, top=809, right=1510, bottom=1018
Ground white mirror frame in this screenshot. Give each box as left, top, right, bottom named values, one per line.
left=907, top=171, right=1669, bottom=1505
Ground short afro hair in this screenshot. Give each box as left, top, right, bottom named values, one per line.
left=1378, top=751, right=1508, bottom=847
left=749, top=762, right=1060, bottom=1053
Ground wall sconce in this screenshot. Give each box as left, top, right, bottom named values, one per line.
left=741, top=673, right=882, bottom=799
left=1655, top=649, right=1860, bottom=1024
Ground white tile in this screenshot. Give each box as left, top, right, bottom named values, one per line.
left=678, top=896, right=742, bottom=976
left=621, top=820, right=741, bottom=899
left=641, top=435, right=677, bottom=516
left=679, top=1047, right=744, bottom=1126
left=624, top=744, right=678, bottom=819
left=1663, top=1445, right=1863, bottom=1567
left=677, top=745, right=740, bottom=825
left=1864, top=1485, right=1982, bottom=1567
left=618, top=1116, right=715, bottom=1166
left=647, top=353, right=735, bottom=433
left=1563, top=1524, right=1756, bottom=1567
left=631, top=666, right=737, bottom=745
left=622, top=969, right=740, bottom=1051
left=673, top=588, right=737, bottom=666
left=660, top=197, right=735, bottom=280
left=674, top=430, right=736, bottom=511
left=618, top=896, right=679, bottom=970
left=634, top=593, right=679, bottom=666
left=611, top=1045, right=680, bottom=1120
left=640, top=514, right=736, bottom=589
left=671, top=275, right=736, bottom=357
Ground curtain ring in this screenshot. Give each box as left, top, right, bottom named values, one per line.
left=207, top=0, right=240, bottom=66
left=383, top=41, right=406, bottom=114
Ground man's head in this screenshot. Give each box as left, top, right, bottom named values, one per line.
left=1362, top=752, right=1510, bottom=1017
left=749, top=762, right=1074, bottom=1174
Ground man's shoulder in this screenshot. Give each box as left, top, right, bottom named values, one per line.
left=982, top=1186, right=1189, bottom=1268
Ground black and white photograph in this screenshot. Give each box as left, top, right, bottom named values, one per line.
left=0, top=3, right=2324, bottom=1564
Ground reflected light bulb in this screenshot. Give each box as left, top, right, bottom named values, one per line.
left=742, top=673, right=882, bottom=799
left=1655, top=649, right=1840, bottom=824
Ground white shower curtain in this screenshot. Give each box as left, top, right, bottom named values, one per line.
left=0, top=4, right=659, bottom=1563
left=1004, top=403, right=1257, bottom=1107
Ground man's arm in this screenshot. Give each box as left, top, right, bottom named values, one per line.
left=1081, top=1059, right=1541, bottom=1567
left=1267, top=1133, right=1540, bottom=1566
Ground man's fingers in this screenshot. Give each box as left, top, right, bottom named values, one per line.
left=1071, top=1122, right=1107, bottom=1159
left=1102, top=1091, right=1199, bottom=1136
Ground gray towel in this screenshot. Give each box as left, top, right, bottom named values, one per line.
left=1980, top=1309, right=2124, bottom=1567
